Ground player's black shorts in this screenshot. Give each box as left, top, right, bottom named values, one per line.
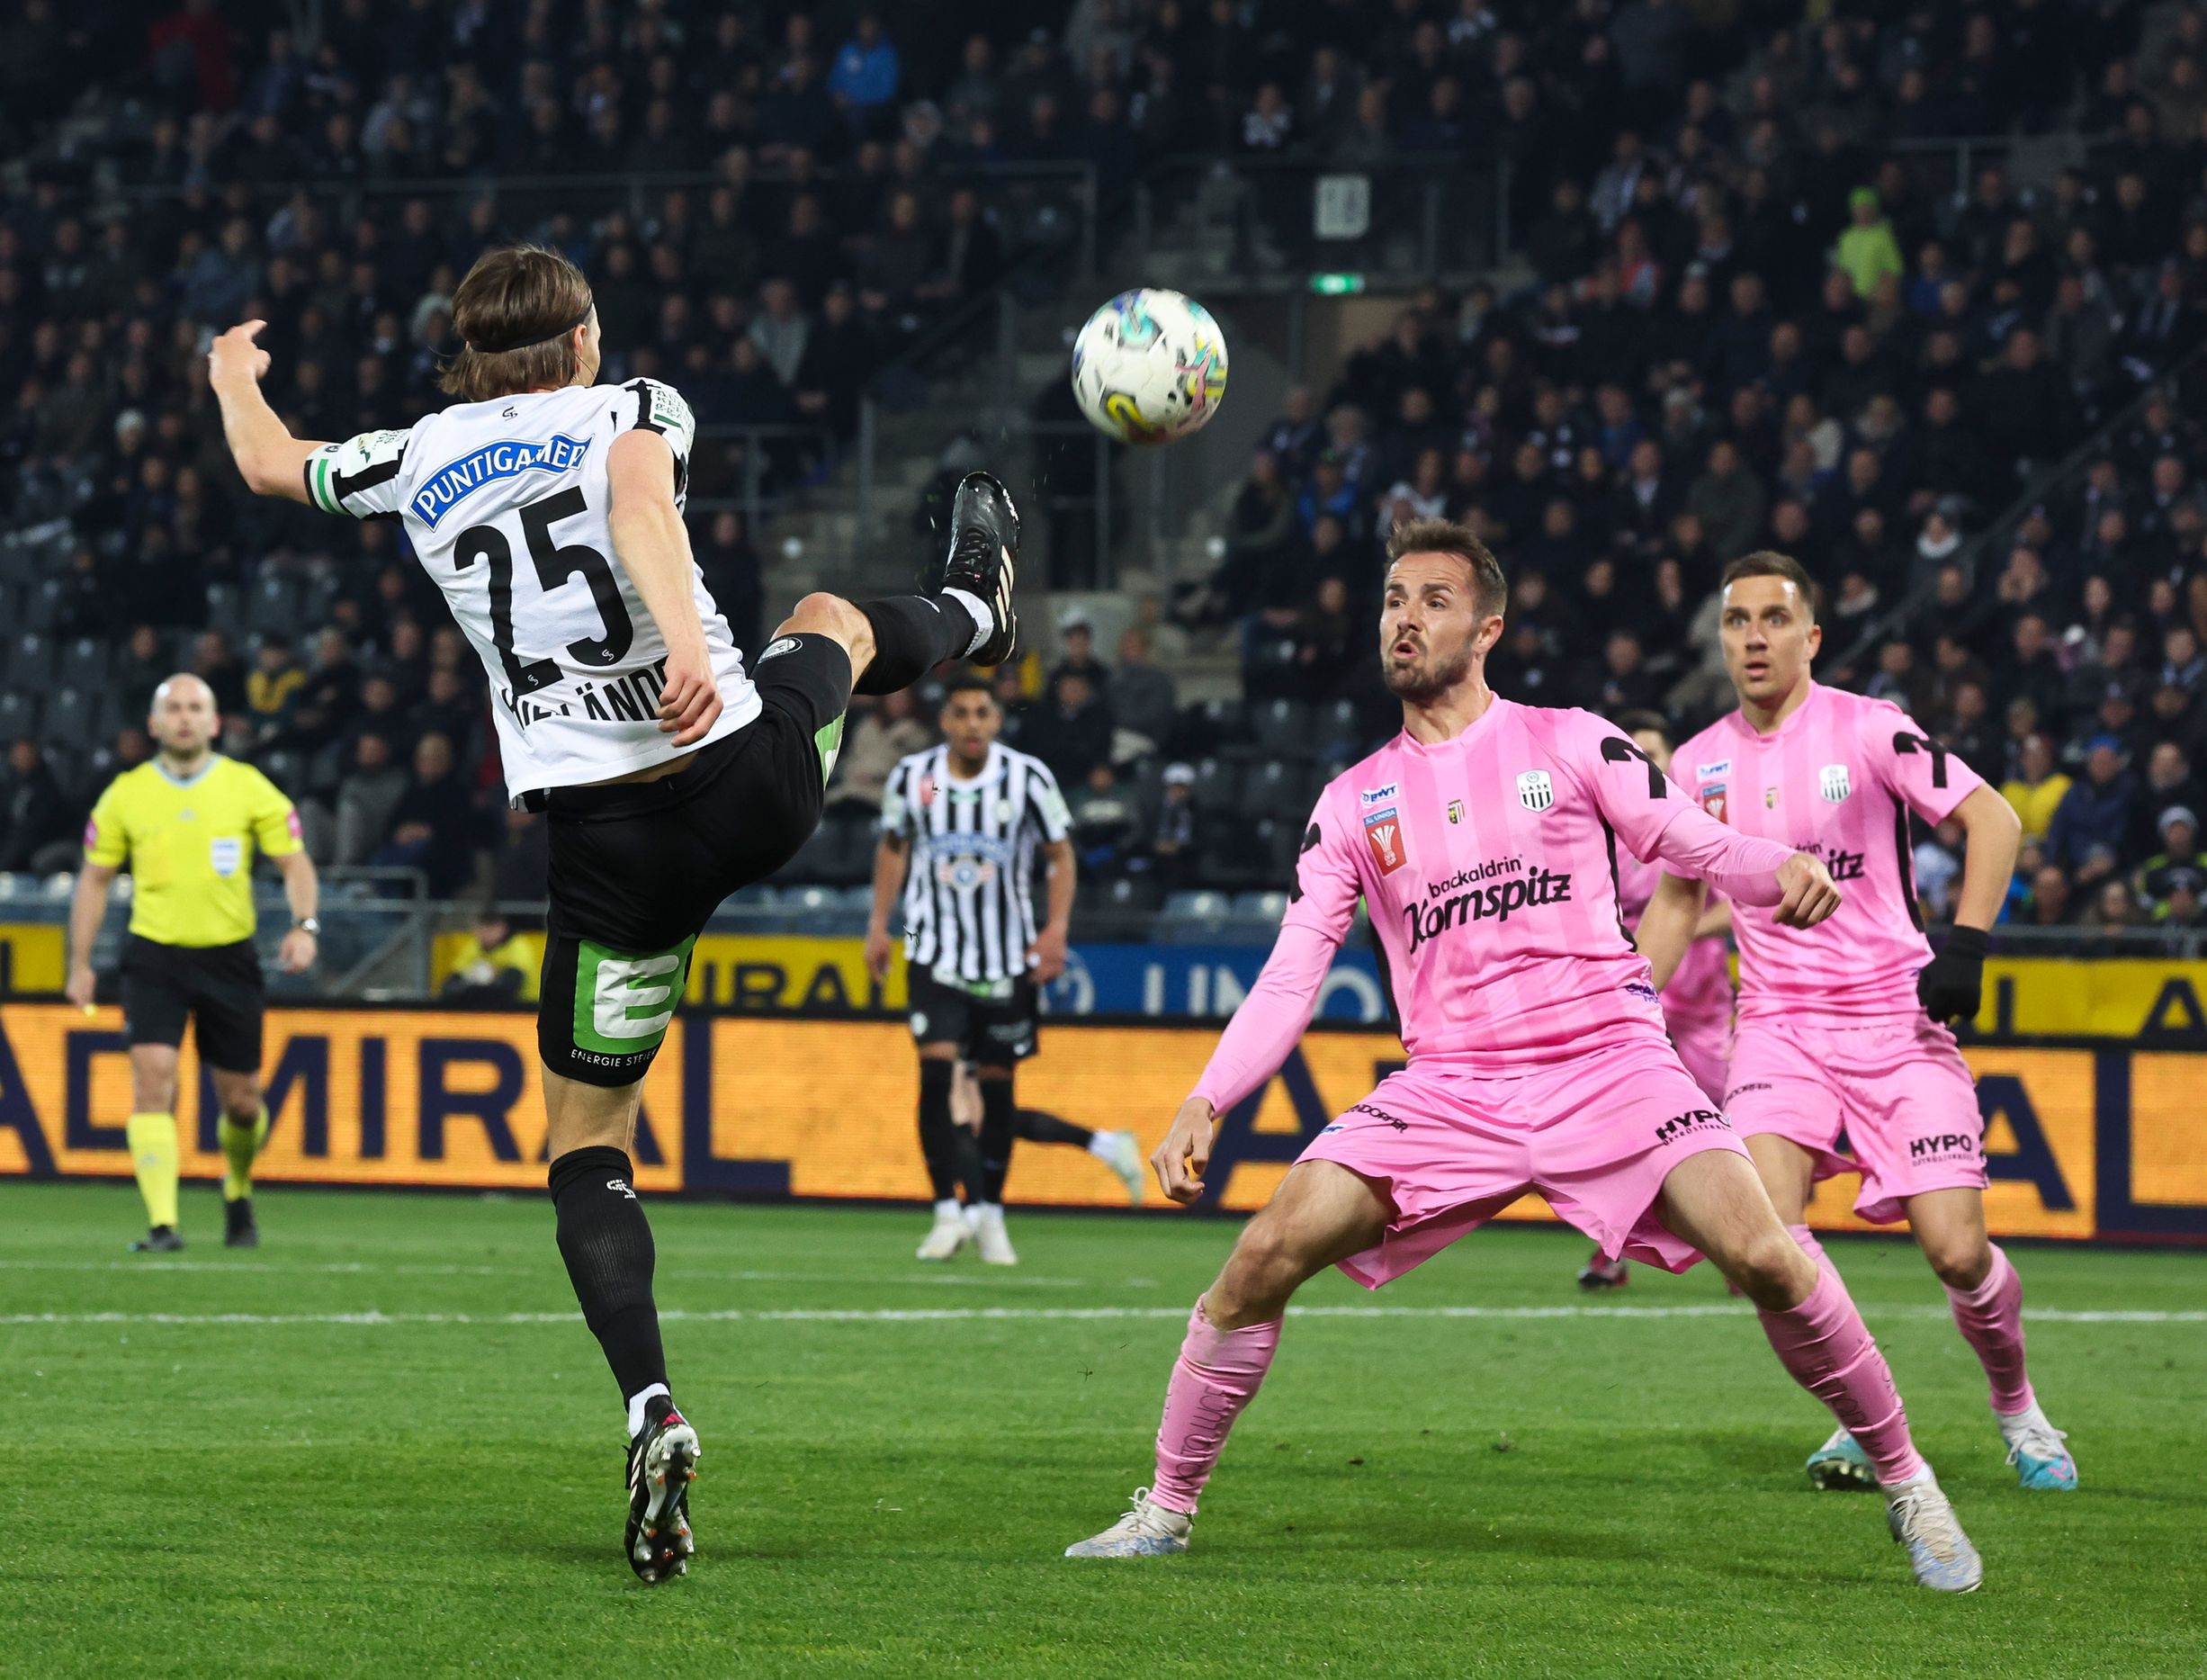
left=908, top=968, right=1041, bottom=1068
left=120, top=935, right=265, bottom=1070
left=538, top=633, right=853, bottom=1086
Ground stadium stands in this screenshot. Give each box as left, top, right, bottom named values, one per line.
left=4, top=0, right=2207, bottom=941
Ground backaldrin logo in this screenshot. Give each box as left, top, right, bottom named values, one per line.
left=411, top=435, right=591, bottom=527
left=1404, top=857, right=1574, bottom=952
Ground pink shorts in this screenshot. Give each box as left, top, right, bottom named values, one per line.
left=1665, top=1004, right=1732, bottom=1106
left=1298, top=1038, right=1750, bottom=1288
left=1726, top=1012, right=1987, bottom=1226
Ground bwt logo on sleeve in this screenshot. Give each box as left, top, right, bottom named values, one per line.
left=411, top=435, right=592, bottom=526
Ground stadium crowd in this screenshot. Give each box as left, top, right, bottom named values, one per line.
left=4, top=0, right=2207, bottom=934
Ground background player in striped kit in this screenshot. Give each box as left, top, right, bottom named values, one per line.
left=865, top=675, right=1135, bottom=1262
left=948, top=1061, right=1144, bottom=1206
left=1644, top=552, right=2075, bottom=1494
left=1578, top=709, right=1736, bottom=1290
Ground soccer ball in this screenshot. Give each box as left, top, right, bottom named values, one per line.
left=1069, top=289, right=1229, bottom=445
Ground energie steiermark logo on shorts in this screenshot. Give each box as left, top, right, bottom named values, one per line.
left=572, top=936, right=696, bottom=1059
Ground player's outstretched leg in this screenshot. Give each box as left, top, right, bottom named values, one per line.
left=1912, top=1190, right=2077, bottom=1491
left=1016, top=1108, right=1145, bottom=1203
left=784, top=471, right=1018, bottom=705
left=1657, top=1150, right=1983, bottom=1592
left=1066, top=1162, right=1386, bottom=1558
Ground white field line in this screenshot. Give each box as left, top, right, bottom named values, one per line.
left=0, top=1260, right=1115, bottom=1289
left=1, top=1304, right=2201, bottom=1328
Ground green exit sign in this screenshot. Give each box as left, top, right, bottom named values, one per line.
left=1309, top=273, right=1366, bottom=295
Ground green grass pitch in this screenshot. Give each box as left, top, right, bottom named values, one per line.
left=2, top=1182, right=2203, bottom=1679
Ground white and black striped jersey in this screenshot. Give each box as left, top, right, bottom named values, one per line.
left=303, top=379, right=759, bottom=797
left=881, top=742, right=1072, bottom=984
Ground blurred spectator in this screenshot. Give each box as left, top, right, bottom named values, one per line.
left=0, top=740, right=75, bottom=874
left=1111, top=629, right=1178, bottom=750
left=334, top=732, right=407, bottom=868
left=2136, top=806, right=2207, bottom=912
left=1147, top=762, right=1199, bottom=889
left=440, top=911, right=537, bottom=1004
left=1025, top=670, right=1114, bottom=786
left=2023, top=862, right=2076, bottom=926
left=2046, top=737, right=2136, bottom=886
left=372, top=732, right=480, bottom=898
left=2001, top=733, right=2072, bottom=846
left=245, top=634, right=306, bottom=739
left=830, top=690, right=931, bottom=814
left=1051, top=611, right=1112, bottom=694
left=1068, top=762, right=1141, bottom=876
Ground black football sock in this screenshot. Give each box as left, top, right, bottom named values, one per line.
left=1015, top=1108, right=1094, bottom=1150
left=978, top=1076, right=1017, bottom=1204
left=916, top=1058, right=963, bottom=1201
left=954, top=1127, right=987, bottom=1206
left=853, top=595, right=982, bottom=694
left=549, top=1146, right=668, bottom=1415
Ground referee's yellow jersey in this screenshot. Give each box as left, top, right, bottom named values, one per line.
left=85, top=757, right=303, bottom=948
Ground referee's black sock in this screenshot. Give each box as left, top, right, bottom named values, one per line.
left=916, top=1059, right=964, bottom=1202
left=549, top=1146, right=668, bottom=1420
left=978, top=1075, right=1018, bottom=1204
left=853, top=594, right=984, bottom=694
left=1015, top=1108, right=1094, bottom=1151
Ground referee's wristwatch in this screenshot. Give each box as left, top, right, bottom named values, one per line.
left=293, top=916, right=321, bottom=936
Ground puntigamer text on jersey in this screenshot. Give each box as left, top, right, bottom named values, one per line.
left=410, top=434, right=593, bottom=527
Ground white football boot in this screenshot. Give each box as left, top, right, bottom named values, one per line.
left=1090, top=1129, right=1144, bottom=1203
left=1884, top=1469, right=1984, bottom=1592
left=1064, top=1487, right=1191, bottom=1558
left=915, top=1201, right=970, bottom=1262
left=972, top=1202, right=1018, bottom=1265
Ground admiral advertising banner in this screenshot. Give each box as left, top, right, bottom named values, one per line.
left=1, top=1003, right=2201, bottom=1242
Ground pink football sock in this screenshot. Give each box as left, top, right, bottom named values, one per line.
left=1945, top=1242, right=2034, bottom=1415
left=1757, top=1265, right=1926, bottom=1487
left=1785, top=1223, right=1830, bottom=1272
left=1150, top=1298, right=1281, bottom=1515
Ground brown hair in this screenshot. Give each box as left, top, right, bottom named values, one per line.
left=438, top=245, right=595, bottom=402
left=1720, top=549, right=1822, bottom=621
left=1386, top=517, right=1507, bottom=620
left=1612, top=707, right=1671, bottom=746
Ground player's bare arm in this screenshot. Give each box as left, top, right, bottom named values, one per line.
left=1029, top=837, right=1075, bottom=982
left=208, top=321, right=328, bottom=502
left=864, top=831, right=910, bottom=982
left=1636, top=870, right=1710, bottom=991
left=64, top=860, right=118, bottom=1009
left=1917, top=783, right=2021, bottom=1022
left=1153, top=1096, right=1217, bottom=1204
left=273, top=849, right=320, bottom=975
left=606, top=428, right=721, bottom=748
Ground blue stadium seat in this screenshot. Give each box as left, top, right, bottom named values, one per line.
left=1097, top=876, right=1162, bottom=914
left=9, top=633, right=57, bottom=690
left=1239, top=759, right=1312, bottom=824
left=0, top=690, right=40, bottom=741
left=1163, top=889, right=1233, bottom=922
left=1230, top=891, right=1288, bottom=922
left=1189, top=755, right=1241, bottom=819
left=42, top=685, right=105, bottom=750
left=57, top=636, right=110, bottom=693
left=1250, top=698, right=1314, bottom=759
left=247, top=576, right=303, bottom=638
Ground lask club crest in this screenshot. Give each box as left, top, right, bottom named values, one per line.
left=1516, top=769, right=1554, bottom=811
left=1820, top=763, right=1853, bottom=802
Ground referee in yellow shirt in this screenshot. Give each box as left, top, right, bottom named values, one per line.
left=64, top=675, right=320, bottom=1251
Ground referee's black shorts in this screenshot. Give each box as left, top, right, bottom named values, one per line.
left=120, top=935, right=265, bottom=1070
left=538, top=633, right=853, bottom=1087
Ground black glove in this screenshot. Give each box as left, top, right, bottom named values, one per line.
left=1916, top=924, right=1989, bottom=1023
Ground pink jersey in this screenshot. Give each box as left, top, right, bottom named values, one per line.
left=1672, top=683, right=1983, bottom=1022
left=1616, top=851, right=1734, bottom=1030
left=1192, top=698, right=1797, bottom=1107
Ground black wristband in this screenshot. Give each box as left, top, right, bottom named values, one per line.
left=1942, top=925, right=1989, bottom=961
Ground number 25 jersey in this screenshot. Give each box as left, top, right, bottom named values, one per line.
left=307, top=379, right=759, bottom=797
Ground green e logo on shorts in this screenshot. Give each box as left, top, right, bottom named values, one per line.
left=572, top=936, right=696, bottom=1057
